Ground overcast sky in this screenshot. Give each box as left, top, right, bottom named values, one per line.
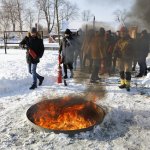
left=68, top=0, right=135, bottom=29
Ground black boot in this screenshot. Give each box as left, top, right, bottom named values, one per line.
left=147, top=67, right=150, bottom=71
left=70, top=70, right=74, bottom=78
left=29, top=84, right=37, bottom=90
left=132, top=67, right=135, bottom=71
left=39, top=77, right=44, bottom=86
left=90, top=79, right=97, bottom=83
left=119, top=84, right=126, bottom=89
left=125, top=72, right=131, bottom=92
left=144, top=71, right=147, bottom=76
left=126, top=86, right=130, bottom=92
left=63, top=75, right=68, bottom=79
left=63, top=64, right=68, bottom=79
left=125, top=80, right=130, bottom=92
left=136, top=73, right=143, bottom=78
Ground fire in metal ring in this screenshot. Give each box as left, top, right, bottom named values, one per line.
left=26, top=97, right=106, bottom=135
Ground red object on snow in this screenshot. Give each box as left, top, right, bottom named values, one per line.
left=29, top=49, right=37, bottom=59
left=57, top=54, right=62, bottom=83
left=58, top=54, right=61, bottom=64
left=57, top=65, right=62, bottom=83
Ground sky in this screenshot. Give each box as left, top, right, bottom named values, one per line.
left=68, top=0, right=135, bottom=29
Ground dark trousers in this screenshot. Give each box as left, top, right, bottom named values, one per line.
left=63, top=63, right=73, bottom=76
left=82, top=53, right=93, bottom=72
left=112, top=56, right=117, bottom=72
left=74, top=50, right=82, bottom=70
left=90, top=59, right=100, bottom=81
left=138, top=57, right=147, bottom=75
left=106, top=53, right=112, bottom=74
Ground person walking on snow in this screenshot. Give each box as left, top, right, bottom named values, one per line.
left=20, top=27, right=45, bottom=90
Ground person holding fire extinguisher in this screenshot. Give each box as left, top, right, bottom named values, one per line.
left=20, top=27, right=45, bottom=90
left=59, top=29, right=74, bottom=79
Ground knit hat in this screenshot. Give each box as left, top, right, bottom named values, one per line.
left=31, top=27, right=37, bottom=33
left=141, top=29, right=147, bottom=35
left=65, top=29, right=72, bottom=35
left=99, top=27, right=105, bottom=36
left=120, top=26, right=128, bottom=33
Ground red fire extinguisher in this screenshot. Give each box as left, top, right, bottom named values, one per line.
left=57, top=54, right=62, bottom=83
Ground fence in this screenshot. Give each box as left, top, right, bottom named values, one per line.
left=3, top=31, right=44, bottom=54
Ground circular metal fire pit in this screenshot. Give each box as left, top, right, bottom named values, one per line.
left=26, top=97, right=106, bottom=135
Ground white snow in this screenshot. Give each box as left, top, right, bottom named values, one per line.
left=0, top=49, right=150, bottom=150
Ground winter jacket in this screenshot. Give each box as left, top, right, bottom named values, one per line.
left=137, top=37, right=149, bottom=60
left=59, top=36, right=74, bottom=64
left=20, top=35, right=44, bottom=64
left=90, top=36, right=107, bottom=60
left=105, top=36, right=116, bottom=55
left=113, top=36, right=133, bottom=60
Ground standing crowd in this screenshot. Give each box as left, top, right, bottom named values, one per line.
left=59, top=27, right=149, bottom=92
left=20, top=26, right=150, bottom=92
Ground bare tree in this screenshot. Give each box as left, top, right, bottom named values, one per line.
left=1, top=0, right=18, bottom=31
left=82, top=10, right=93, bottom=22
left=25, top=9, right=35, bottom=29
left=59, top=0, right=79, bottom=21
left=114, top=9, right=127, bottom=26
left=0, top=9, right=10, bottom=31
left=15, top=0, right=24, bottom=31
left=1, top=0, right=25, bottom=31
left=36, top=0, right=55, bottom=33
left=55, top=0, right=60, bottom=44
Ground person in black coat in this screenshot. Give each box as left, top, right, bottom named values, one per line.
left=59, top=29, right=74, bottom=79
left=20, top=27, right=45, bottom=89
left=136, top=30, right=149, bottom=77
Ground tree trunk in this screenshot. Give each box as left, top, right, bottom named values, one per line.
left=55, top=0, right=60, bottom=45
left=49, top=4, right=56, bottom=33
left=13, top=23, right=15, bottom=31
left=16, top=0, right=23, bottom=31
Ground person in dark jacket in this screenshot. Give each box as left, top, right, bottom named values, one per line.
left=136, top=30, right=149, bottom=77
left=20, top=27, right=45, bottom=89
left=90, top=28, right=107, bottom=83
left=73, top=30, right=83, bottom=70
left=59, top=29, right=74, bottom=79
left=105, top=30, right=116, bottom=75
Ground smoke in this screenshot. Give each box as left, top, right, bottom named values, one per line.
left=84, top=0, right=150, bottom=31
left=128, top=0, right=150, bottom=31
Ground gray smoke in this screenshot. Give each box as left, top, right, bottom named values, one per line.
left=85, top=0, right=150, bottom=31
left=128, top=0, right=150, bottom=31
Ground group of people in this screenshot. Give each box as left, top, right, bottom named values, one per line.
left=20, top=26, right=149, bottom=92
left=58, top=27, right=149, bottom=92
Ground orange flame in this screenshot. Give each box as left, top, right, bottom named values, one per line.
left=30, top=97, right=104, bottom=131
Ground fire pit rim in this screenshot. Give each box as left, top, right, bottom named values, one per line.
left=26, top=98, right=106, bottom=135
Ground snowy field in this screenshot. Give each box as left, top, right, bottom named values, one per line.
left=0, top=49, right=150, bottom=150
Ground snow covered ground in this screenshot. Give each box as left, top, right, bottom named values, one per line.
left=0, top=49, right=150, bottom=150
